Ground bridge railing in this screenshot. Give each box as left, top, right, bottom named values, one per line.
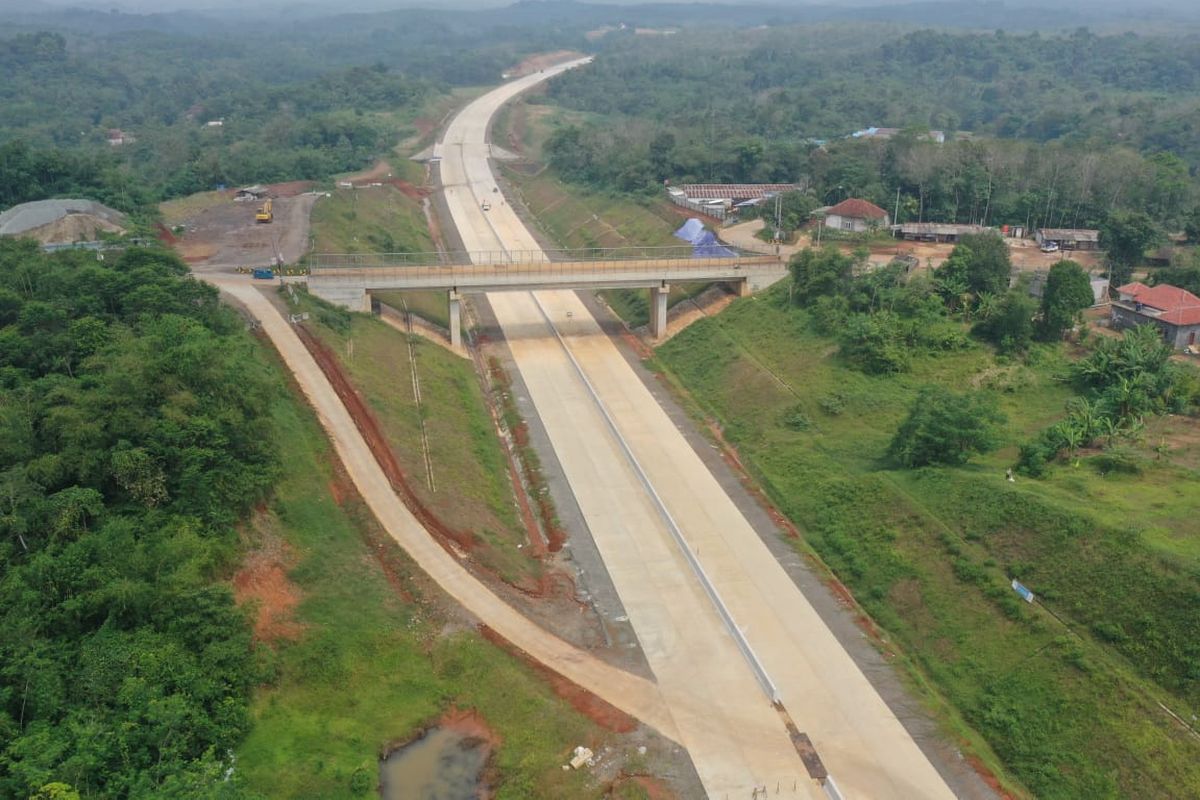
left=307, top=255, right=783, bottom=284
left=309, top=244, right=765, bottom=270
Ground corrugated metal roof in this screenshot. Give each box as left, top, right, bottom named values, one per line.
left=679, top=184, right=798, bottom=201
left=894, top=223, right=989, bottom=235
left=0, top=199, right=126, bottom=236
left=1038, top=228, right=1100, bottom=242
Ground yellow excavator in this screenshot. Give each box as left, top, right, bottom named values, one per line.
left=255, top=198, right=273, bottom=223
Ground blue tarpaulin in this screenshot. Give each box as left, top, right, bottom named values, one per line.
left=673, top=218, right=736, bottom=258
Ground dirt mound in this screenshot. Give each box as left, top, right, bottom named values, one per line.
left=266, top=180, right=314, bottom=198
left=233, top=516, right=306, bottom=643
left=27, top=213, right=125, bottom=244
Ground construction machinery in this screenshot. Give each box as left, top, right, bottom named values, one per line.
left=255, top=198, right=273, bottom=223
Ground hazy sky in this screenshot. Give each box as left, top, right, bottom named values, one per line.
left=10, top=0, right=1199, bottom=19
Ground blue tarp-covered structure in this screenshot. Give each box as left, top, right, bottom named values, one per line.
left=674, top=218, right=736, bottom=258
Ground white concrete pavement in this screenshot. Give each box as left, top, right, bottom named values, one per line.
left=439, top=60, right=959, bottom=799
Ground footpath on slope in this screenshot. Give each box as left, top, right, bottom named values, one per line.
left=202, top=275, right=681, bottom=743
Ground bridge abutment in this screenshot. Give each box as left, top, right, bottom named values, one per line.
left=649, top=282, right=670, bottom=340
left=310, top=284, right=372, bottom=313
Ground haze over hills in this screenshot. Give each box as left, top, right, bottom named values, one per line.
left=2, top=0, right=1199, bottom=28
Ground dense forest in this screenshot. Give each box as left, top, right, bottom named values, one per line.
left=540, top=26, right=1200, bottom=233
left=0, top=241, right=275, bottom=798
left=0, top=5, right=585, bottom=211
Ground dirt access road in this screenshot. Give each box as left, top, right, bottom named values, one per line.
left=439, top=62, right=957, bottom=799
left=203, top=274, right=679, bottom=741
left=724, top=217, right=1103, bottom=273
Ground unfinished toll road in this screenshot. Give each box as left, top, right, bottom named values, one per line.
left=437, top=59, right=959, bottom=799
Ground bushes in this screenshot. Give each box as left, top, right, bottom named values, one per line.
left=1018, top=324, right=1199, bottom=475
left=888, top=386, right=1005, bottom=467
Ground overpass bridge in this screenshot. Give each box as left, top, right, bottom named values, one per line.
left=306, top=245, right=786, bottom=344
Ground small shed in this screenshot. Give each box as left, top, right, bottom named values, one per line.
left=892, top=222, right=990, bottom=243
left=1035, top=228, right=1100, bottom=251
left=235, top=185, right=269, bottom=202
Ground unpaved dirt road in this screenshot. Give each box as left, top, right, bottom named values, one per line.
left=724, top=217, right=1103, bottom=273
left=439, top=61, right=960, bottom=799
left=203, top=274, right=680, bottom=740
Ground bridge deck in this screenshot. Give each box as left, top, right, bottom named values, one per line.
left=308, top=254, right=784, bottom=293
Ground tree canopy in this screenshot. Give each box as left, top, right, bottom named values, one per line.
left=0, top=240, right=275, bottom=798
left=1038, top=260, right=1094, bottom=341
left=888, top=386, right=1005, bottom=467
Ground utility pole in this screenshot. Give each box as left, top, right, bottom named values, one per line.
left=893, top=186, right=901, bottom=226
left=774, top=191, right=783, bottom=255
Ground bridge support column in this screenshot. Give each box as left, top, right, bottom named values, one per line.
left=649, top=283, right=670, bottom=341
left=448, top=289, right=462, bottom=349
left=735, top=277, right=753, bottom=297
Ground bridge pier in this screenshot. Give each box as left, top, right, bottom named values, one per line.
left=649, top=282, right=670, bottom=340
left=448, top=289, right=462, bottom=349
left=734, top=277, right=753, bottom=297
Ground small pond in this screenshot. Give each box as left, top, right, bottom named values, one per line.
left=379, top=727, right=488, bottom=800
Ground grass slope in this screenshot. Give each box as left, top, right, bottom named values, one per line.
left=654, top=285, right=1200, bottom=799
left=309, top=185, right=433, bottom=256
left=235, top=338, right=602, bottom=799
left=286, top=290, right=538, bottom=586
left=372, top=290, right=452, bottom=330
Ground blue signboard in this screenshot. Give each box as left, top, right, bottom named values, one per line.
left=1011, top=579, right=1035, bottom=604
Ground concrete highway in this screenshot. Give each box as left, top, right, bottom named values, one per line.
left=439, top=60, right=959, bottom=799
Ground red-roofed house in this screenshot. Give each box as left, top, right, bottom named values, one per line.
left=1112, top=282, right=1200, bottom=349
left=823, top=198, right=890, bottom=233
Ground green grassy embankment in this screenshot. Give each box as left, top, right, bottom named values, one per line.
left=284, top=288, right=539, bottom=587
left=372, top=290, right=452, bottom=330
left=234, top=338, right=604, bottom=799
left=653, top=283, right=1200, bottom=799
left=308, top=184, right=433, bottom=256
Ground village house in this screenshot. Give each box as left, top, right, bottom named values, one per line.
left=822, top=198, right=890, bottom=233
left=106, top=129, right=134, bottom=146
left=1111, top=282, right=1200, bottom=349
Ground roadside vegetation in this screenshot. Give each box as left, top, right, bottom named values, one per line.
left=0, top=240, right=272, bottom=798
left=234, top=339, right=607, bottom=800
left=281, top=288, right=541, bottom=588
left=652, top=245, right=1200, bottom=797
left=308, top=185, right=434, bottom=256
